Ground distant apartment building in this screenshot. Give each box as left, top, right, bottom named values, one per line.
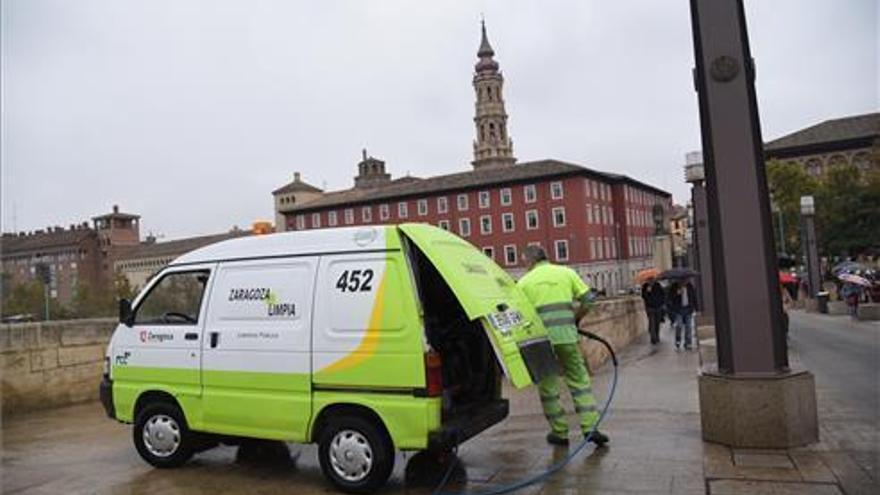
left=1, top=205, right=140, bottom=305
left=764, top=112, right=878, bottom=178
left=272, top=23, right=672, bottom=293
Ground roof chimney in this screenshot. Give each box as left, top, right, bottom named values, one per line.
left=362, top=148, right=368, bottom=161
left=113, top=205, right=119, bottom=214
left=294, top=172, right=301, bottom=182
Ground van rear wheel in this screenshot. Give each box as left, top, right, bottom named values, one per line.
left=133, top=402, right=194, bottom=468
left=318, top=415, right=394, bottom=493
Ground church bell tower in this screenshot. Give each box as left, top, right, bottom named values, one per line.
left=471, top=20, right=516, bottom=170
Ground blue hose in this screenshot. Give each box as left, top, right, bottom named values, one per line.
left=432, top=330, right=619, bottom=495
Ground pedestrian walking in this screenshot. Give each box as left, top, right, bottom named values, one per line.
left=641, top=279, right=665, bottom=345
left=517, top=245, right=610, bottom=447
left=666, top=280, right=696, bottom=350
left=841, top=282, right=863, bottom=319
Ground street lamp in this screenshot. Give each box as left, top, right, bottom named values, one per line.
left=800, top=196, right=821, bottom=298
left=684, top=151, right=713, bottom=323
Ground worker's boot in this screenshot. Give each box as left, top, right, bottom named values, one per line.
left=546, top=433, right=569, bottom=446
left=584, top=430, right=610, bottom=447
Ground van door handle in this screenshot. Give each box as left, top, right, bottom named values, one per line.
left=184, top=332, right=199, bottom=341
left=209, top=332, right=220, bottom=348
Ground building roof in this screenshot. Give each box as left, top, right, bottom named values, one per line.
left=272, top=173, right=324, bottom=195
left=284, top=159, right=669, bottom=213
left=765, top=112, right=880, bottom=154
left=1, top=228, right=95, bottom=256
left=115, top=230, right=252, bottom=263
left=92, top=205, right=140, bottom=221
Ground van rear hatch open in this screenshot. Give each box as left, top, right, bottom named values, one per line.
left=399, top=224, right=558, bottom=388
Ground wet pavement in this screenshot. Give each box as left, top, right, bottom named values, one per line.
left=2, top=330, right=706, bottom=495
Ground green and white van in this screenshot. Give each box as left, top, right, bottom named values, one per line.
left=100, top=223, right=557, bottom=492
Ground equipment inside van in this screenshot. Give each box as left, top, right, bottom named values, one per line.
left=100, top=224, right=557, bottom=493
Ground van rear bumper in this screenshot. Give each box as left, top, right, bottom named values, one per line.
left=99, top=376, right=115, bottom=419
left=429, top=399, right=509, bottom=450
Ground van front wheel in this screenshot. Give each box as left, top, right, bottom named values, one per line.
left=318, top=415, right=394, bottom=493
left=133, top=402, right=194, bottom=468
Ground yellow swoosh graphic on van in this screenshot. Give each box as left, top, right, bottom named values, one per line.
left=320, top=273, right=387, bottom=373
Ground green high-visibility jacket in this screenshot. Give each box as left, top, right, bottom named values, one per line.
left=517, top=261, right=592, bottom=345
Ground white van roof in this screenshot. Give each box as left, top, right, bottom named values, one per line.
left=170, top=226, right=390, bottom=266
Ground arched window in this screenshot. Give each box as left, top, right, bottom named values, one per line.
left=489, top=122, right=496, bottom=141
left=805, top=158, right=822, bottom=176
left=828, top=154, right=847, bottom=169
left=486, top=86, right=492, bottom=101
left=852, top=151, right=871, bottom=171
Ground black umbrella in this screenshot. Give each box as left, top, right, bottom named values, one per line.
left=657, top=268, right=699, bottom=280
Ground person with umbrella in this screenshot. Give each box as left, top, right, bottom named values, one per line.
left=839, top=273, right=871, bottom=319
left=638, top=270, right=665, bottom=345
left=660, top=269, right=698, bottom=350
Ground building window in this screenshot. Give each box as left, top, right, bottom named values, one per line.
left=311, top=213, right=321, bottom=228
left=584, top=179, right=591, bottom=198
left=480, top=215, right=492, bottom=235
left=550, top=181, right=564, bottom=199
left=482, top=246, right=494, bottom=259
left=398, top=202, right=408, bottom=218
left=604, top=238, right=611, bottom=259
left=380, top=204, right=390, bottom=220
left=608, top=208, right=614, bottom=224
left=437, top=196, right=448, bottom=213
left=344, top=209, right=354, bottom=225
left=590, top=238, right=597, bottom=260
left=594, top=205, right=601, bottom=225
left=524, top=184, right=537, bottom=203
left=328, top=211, right=338, bottom=227
left=500, top=188, right=512, bottom=206
left=457, top=194, right=469, bottom=211
left=296, top=215, right=305, bottom=230
left=504, top=245, right=517, bottom=266
left=586, top=205, right=593, bottom=224
left=362, top=206, right=372, bottom=222
left=439, top=220, right=450, bottom=231
left=591, top=181, right=598, bottom=199
left=479, top=191, right=491, bottom=208
left=502, top=212, right=515, bottom=232
left=459, top=218, right=471, bottom=237
left=526, top=210, right=539, bottom=230
left=417, top=199, right=428, bottom=216
left=555, top=240, right=569, bottom=262
left=611, top=237, right=617, bottom=258
left=552, top=207, right=566, bottom=227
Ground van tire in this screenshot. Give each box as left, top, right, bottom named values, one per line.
left=317, top=415, right=394, bottom=493
left=133, top=402, right=194, bottom=468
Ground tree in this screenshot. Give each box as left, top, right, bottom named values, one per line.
left=765, top=160, right=818, bottom=256
left=816, top=165, right=880, bottom=257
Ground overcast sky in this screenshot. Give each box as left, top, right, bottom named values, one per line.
left=2, top=0, right=877, bottom=240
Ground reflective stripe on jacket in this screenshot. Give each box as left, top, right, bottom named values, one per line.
left=517, top=261, right=591, bottom=345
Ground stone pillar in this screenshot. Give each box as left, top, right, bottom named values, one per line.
left=689, top=0, right=817, bottom=448
left=652, top=235, right=673, bottom=271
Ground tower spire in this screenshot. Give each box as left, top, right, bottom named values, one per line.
left=471, top=19, right=516, bottom=170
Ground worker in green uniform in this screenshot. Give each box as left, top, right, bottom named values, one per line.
left=517, top=245, right=610, bottom=447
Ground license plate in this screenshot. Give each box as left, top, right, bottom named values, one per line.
left=488, top=309, right=523, bottom=333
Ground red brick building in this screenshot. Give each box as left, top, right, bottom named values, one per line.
left=1, top=205, right=140, bottom=307
left=272, top=23, right=671, bottom=292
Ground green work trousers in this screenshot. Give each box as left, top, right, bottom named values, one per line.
left=538, top=343, right=599, bottom=436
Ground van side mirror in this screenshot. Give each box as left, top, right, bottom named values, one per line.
left=119, top=299, right=134, bottom=327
